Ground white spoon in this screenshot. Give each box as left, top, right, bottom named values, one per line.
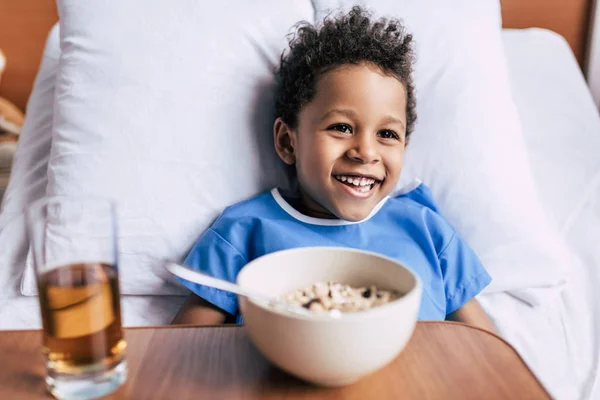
left=165, top=262, right=341, bottom=319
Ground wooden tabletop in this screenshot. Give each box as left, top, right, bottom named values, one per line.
left=0, top=321, right=550, bottom=399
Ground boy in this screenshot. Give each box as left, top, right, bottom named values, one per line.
left=173, top=6, right=493, bottom=331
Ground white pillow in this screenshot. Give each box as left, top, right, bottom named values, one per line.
left=501, top=29, right=600, bottom=232
left=500, top=29, right=600, bottom=303
left=313, top=0, right=573, bottom=300
left=0, top=24, right=59, bottom=298
left=33, top=0, right=313, bottom=296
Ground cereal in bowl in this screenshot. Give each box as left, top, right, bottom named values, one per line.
left=280, top=281, right=402, bottom=313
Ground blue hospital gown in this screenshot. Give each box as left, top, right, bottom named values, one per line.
left=178, top=183, right=492, bottom=323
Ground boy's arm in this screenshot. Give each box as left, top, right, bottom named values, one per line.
left=171, top=293, right=227, bottom=326
left=446, top=298, right=495, bottom=332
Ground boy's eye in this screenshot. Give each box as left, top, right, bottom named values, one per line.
left=378, top=129, right=400, bottom=140
left=328, top=123, right=353, bottom=134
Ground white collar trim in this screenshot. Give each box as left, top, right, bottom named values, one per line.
left=270, top=188, right=389, bottom=226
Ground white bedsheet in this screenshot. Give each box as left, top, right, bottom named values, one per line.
left=477, top=29, right=600, bottom=400
left=1, top=27, right=599, bottom=399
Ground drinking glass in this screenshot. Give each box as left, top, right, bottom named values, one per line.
left=26, top=197, right=127, bottom=399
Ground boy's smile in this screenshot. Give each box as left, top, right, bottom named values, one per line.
left=333, top=174, right=381, bottom=198
left=274, top=62, right=408, bottom=221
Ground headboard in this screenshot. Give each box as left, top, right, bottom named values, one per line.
left=500, top=0, right=593, bottom=66
left=0, top=0, right=58, bottom=113
left=0, top=0, right=594, bottom=112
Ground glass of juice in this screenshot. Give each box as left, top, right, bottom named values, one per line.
left=26, top=197, right=127, bottom=399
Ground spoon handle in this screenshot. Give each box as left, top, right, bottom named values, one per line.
left=165, top=262, right=260, bottom=300
left=166, top=262, right=335, bottom=319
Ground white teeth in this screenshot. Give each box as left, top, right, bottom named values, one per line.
left=335, top=175, right=377, bottom=187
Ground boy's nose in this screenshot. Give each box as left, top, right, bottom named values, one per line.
left=346, top=135, right=379, bottom=164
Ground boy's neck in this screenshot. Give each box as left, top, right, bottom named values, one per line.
left=279, top=184, right=339, bottom=220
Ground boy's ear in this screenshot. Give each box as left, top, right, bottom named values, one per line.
left=273, top=118, right=296, bottom=165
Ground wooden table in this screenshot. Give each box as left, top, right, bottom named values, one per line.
left=0, top=321, right=550, bottom=399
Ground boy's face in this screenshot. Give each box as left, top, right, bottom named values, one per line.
left=275, top=63, right=407, bottom=221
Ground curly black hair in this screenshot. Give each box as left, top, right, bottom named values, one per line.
left=275, top=6, right=417, bottom=139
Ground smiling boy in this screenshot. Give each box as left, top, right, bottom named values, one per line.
left=173, top=7, right=493, bottom=331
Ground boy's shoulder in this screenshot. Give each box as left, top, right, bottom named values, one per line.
left=389, top=179, right=440, bottom=213
left=385, top=179, right=456, bottom=239
left=216, top=189, right=278, bottom=221
left=207, top=190, right=280, bottom=241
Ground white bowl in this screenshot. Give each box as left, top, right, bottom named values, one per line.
left=237, top=247, right=422, bottom=387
